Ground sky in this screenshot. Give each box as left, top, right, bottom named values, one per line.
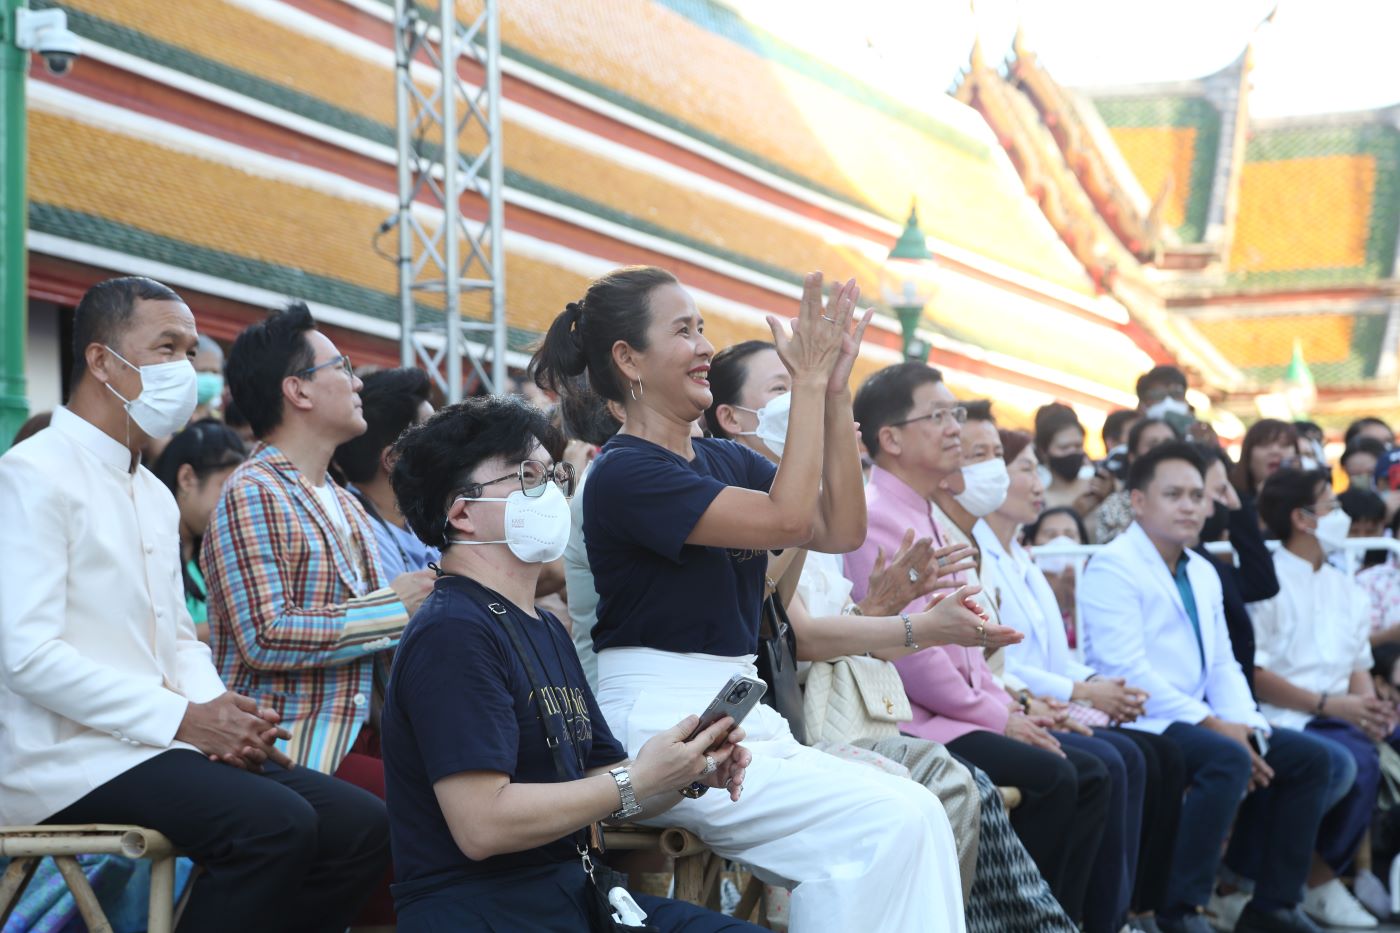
left=728, top=0, right=1400, bottom=119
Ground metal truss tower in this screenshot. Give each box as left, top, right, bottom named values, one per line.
left=392, top=0, right=506, bottom=400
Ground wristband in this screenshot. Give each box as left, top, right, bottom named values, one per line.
left=1315, top=692, right=1328, bottom=717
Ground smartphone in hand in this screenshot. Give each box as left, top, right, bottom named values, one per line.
left=687, top=674, right=766, bottom=750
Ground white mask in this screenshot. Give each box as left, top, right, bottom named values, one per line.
left=1312, top=508, right=1352, bottom=555
left=955, top=458, right=1010, bottom=517
left=103, top=347, right=198, bottom=438
left=1034, top=535, right=1080, bottom=574
left=736, top=391, right=791, bottom=458
left=1145, top=397, right=1191, bottom=421
left=447, top=481, right=572, bottom=563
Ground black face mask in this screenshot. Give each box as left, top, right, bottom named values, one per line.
left=1047, top=453, right=1084, bottom=482
left=1200, top=500, right=1230, bottom=543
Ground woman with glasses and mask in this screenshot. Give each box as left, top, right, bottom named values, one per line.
left=381, top=396, right=759, bottom=931
left=532, top=267, right=971, bottom=931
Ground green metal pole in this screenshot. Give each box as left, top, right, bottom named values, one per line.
left=895, top=304, right=923, bottom=359
left=0, top=0, right=29, bottom=451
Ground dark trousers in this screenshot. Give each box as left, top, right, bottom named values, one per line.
left=1114, top=728, right=1185, bottom=912
left=47, top=749, right=390, bottom=933
left=1163, top=723, right=1331, bottom=912
left=947, top=729, right=1110, bottom=922
left=1059, top=729, right=1145, bottom=933
left=1304, top=717, right=1379, bottom=875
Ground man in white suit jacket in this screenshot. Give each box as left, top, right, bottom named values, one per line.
left=1081, top=442, right=1333, bottom=933
left=0, top=278, right=388, bottom=932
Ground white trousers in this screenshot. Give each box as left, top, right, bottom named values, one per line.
left=597, top=648, right=966, bottom=933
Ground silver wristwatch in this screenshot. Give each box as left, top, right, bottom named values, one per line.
left=609, top=766, right=643, bottom=820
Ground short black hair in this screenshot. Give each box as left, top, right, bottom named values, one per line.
left=72, top=276, right=183, bottom=377
left=852, top=362, right=943, bottom=458
left=1135, top=364, right=1187, bottom=403
left=333, top=368, right=432, bottom=484
left=1256, top=467, right=1331, bottom=540
left=963, top=399, right=995, bottom=425
left=1294, top=420, right=1323, bottom=443
left=226, top=302, right=318, bottom=439
left=390, top=396, right=564, bottom=549
left=153, top=419, right=248, bottom=494
left=1102, top=409, right=1139, bottom=448
left=1023, top=505, right=1089, bottom=546
left=1192, top=442, right=1232, bottom=473
left=1339, top=487, right=1386, bottom=525
left=1126, top=440, right=1206, bottom=492
left=1127, top=417, right=1177, bottom=459
left=559, top=380, right=622, bottom=447
left=1341, top=436, right=1387, bottom=471
left=1345, top=416, right=1393, bottom=447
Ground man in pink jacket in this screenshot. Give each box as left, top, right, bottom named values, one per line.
left=846, top=363, right=1109, bottom=927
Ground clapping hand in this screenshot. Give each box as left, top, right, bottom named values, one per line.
left=767, top=273, right=866, bottom=393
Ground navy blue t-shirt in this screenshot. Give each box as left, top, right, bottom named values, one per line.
left=381, top=574, right=627, bottom=891
left=584, top=435, right=778, bottom=657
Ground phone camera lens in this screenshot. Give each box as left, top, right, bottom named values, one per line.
left=728, top=683, right=750, bottom=703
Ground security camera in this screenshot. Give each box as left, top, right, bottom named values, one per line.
left=14, top=7, right=82, bottom=77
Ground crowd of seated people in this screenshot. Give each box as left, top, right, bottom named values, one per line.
left=8, top=270, right=1400, bottom=933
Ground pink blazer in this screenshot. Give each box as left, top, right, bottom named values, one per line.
left=895, top=643, right=1015, bottom=745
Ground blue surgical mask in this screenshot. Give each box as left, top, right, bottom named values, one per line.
left=196, top=371, right=224, bottom=408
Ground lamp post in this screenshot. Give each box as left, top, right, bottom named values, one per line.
left=1, top=3, right=79, bottom=450
left=882, top=202, right=937, bottom=362
left=1, top=0, right=29, bottom=450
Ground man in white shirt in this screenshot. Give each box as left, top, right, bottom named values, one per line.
left=1081, top=442, right=1333, bottom=933
left=1249, top=467, right=1388, bottom=928
left=0, top=277, right=389, bottom=932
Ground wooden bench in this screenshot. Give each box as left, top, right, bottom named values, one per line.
left=0, top=824, right=191, bottom=933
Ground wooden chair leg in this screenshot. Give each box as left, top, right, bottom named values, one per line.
left=734, top=872, right=765, bottom=925
left=53, top=855, right=115, bottom=933
left=673, top=852, right=706, bottom=904
left=0, top=857, right=40, bottom=927
left=699, top=854, right=724, bottom=911
left=148, top=854, right=176, bottom=933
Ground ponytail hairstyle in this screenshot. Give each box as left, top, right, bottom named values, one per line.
left=703, top=340, right=775, bottom=438
left=531, top=266, right=679, bottom=403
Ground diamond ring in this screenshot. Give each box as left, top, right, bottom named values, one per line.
left=702, top=755, right=717, bottom=776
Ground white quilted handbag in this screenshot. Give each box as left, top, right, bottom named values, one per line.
left=803, top=654, right=913, bottom=744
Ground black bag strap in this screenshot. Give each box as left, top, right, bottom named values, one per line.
left=487, top=602, right=594, bottom=854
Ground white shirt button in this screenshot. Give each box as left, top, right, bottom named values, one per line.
left=352, top=693, right=367, bottom=708
left=144, top=543, right=154, bottom=555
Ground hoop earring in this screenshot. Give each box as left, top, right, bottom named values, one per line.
left=630, top=377, right=644, bottom=401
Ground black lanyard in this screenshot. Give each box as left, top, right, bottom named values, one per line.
left=433, top=568, right=600, bottom=858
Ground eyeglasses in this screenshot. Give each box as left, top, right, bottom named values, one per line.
left=461, top=459, right=577, bottom=501
left=296, top=354, right=353, bottom=379
left=891, top=406, right=967, bottom=429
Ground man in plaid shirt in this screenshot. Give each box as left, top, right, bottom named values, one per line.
left=203, top=304, right=435, bottom=920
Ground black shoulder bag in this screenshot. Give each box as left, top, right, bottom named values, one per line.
left=489, top=602, right=659, bottom=933
left=755, top=585, right=807, bottom=745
